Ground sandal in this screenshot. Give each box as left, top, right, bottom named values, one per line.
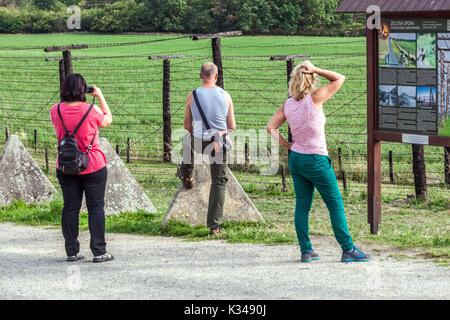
left=209, top=227, right=223, bottom=236
left=93, top=253, right=114, bottom=263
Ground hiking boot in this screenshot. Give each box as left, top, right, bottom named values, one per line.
left=66, top=253, right=84, bottom=262
left=177, top=167, right=194, bottom=189
left=209, top=227, right=222, bottom=236
left=301, top=249, right=320, bottom=263
left=341, top=246, right=371, bottom=263
left=93, top=253, right=114, bottom=263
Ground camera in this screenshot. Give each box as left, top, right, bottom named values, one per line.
left=87, top=86, right=94, bottom=94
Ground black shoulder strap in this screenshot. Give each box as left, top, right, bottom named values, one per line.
left=76, top=104, right=96, bottom=154
left=57, top=103, right=94, bottom=137
left=57, top=103, right=96, bottom=153
left=192, top=90, right=211, bottom=131
left=72, top=104, right=94, bottom=136
left=57, top=103, right=69, bottom=135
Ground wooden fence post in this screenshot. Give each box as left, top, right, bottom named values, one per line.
left=62, top=50, right=73, bottom=78
left=212, top=37, right=224, bottom=89
left=148, top=55, right=185, bottom=163
left=338, top=147, right=343, bottom=173
left=281, top=165, right=287, bottom=192
left=44, top=148, right=49, bottom=174
left=412, top=144, right=427, bottom=199
left=244, top=142, right=249, bottom=168
left=127, top=138, right=131, bottom=164
left=342, top=171, right=347, bottom=192
left=34, top=129, right=37, bottom=152
left=192, top=31, right=243, bottom=89
left=389, top=150, right=394, bottom=184
left=337, top=147, right=347, bottom=191
left=5, top=125, right=9, bottom=141
left=445, top=147, right=450, bottom=185
left=59, top=60, right=65, bottom=101
left=163, top=59, right=172, bottom=163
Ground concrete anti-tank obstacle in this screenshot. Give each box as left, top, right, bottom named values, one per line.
left=81, top=138, right=156, bottom=215
left=162, top=155, right=264, bottom=226
left=0, top=135, right=58, bottom=206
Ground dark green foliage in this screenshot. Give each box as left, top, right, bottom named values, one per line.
left=0, top=0, right=365, bottom=35
left=33, top=0, right=56, bottom=10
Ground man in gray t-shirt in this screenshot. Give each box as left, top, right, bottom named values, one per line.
left=178, top=62, right=236, bottom=235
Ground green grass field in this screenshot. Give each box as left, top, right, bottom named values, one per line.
left=0, top=33, right=446, bottom=185
left=0, top=33, right=448, bottom=263
left=440, top=117, right=450, bottom=137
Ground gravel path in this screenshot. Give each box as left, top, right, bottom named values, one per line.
left=0, top=222, right=448, bottom=300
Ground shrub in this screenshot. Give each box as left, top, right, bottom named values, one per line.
left=0, top=8, right=24, bottom=33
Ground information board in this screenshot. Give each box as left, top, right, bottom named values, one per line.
left=377, top=19, right=450, bottom=137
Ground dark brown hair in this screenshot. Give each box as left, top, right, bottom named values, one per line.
left=61, top=73, right=87, bottom=103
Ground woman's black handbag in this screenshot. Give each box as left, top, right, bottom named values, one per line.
left=192, top=90, right=233, bottom=153
left=57, top=103, right=95, bottom=175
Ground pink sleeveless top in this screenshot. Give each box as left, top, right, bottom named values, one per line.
left=283, top=94, right=328, bottom=156
left=50, top=102, right=107, bottom=175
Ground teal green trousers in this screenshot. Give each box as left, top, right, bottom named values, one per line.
left=288, top=151, right=354, bottom=253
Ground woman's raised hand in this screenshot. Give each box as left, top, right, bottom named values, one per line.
left=300, top=61, right=317, bottom=75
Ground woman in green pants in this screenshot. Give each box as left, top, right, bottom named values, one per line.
left=266, top=61, right=371, bottom=263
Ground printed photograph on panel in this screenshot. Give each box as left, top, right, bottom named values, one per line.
left=417, top=33, right=437, bottom=69
left=417, top=87, right=437, bottom=108
left=398, top=86, right=416, bottom=108
left=379, top=85, right=398, bottom=106
left=379, top=33, right=417, bottom=68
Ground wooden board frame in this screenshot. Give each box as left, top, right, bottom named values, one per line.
left=367, top=11, right=450, bottom=234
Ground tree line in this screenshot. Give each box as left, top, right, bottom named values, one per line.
left=0, top=0, right=365, bottom=35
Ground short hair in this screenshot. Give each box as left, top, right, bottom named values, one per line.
left=61, top=73, right=87, bottom=103
left=200, top=63, right=218, bottom=78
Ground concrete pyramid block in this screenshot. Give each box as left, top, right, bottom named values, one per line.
left=162, top=156, right=264, bottom=226
left=0, top=135, right=58, bottom=206
left=82, top=138, right=156, bottom=215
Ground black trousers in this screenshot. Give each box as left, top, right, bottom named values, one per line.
left=56, top=167, right=107, bottom=257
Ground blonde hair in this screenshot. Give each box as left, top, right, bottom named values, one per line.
left=288, top=61, right=319, bottom=101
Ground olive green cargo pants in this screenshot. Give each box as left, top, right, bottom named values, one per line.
left=179, top=134, right=228, bottom=229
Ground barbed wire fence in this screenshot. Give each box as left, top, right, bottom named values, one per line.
left=0, top=34, right=449, bottom=200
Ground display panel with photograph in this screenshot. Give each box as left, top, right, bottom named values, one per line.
left=379, top=33, right=417, bottom=68
left=377, top=19, right=440, bottom=135
left=379, top=85, right=398, bottom=106
left=417, top=33, right=437, bottom=69
left=398, top=86, right=416, bottom=107
left=417, top=87, right=437, bottom=108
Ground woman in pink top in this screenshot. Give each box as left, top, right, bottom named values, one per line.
left=50, top=73, right=114, bottom=263
left=266, top=61, right=371, bottom=263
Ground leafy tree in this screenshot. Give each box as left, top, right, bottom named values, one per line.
left=141, top=0, right=188, bottom=32
left=235, top=0, right=273, bottom=34
left=184, top=0, right=214, bottom=33
left=270, top=0, right=303, bottom=34
left=0, top=7, right=24, bottom=33
left=300, top=0, right=338, bottom=32
left=33, top=0, right=55, bottom=10
left=89, top=0, right=143, bottom=32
